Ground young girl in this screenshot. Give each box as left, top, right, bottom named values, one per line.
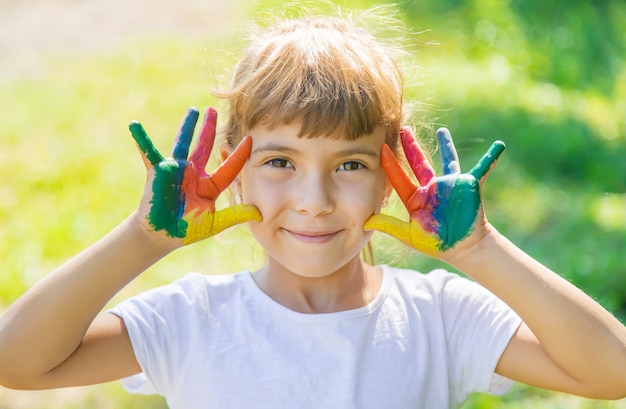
left=1, top=12, right=625, bottom=409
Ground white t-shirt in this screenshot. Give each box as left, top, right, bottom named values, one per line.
left=110, top=266, right=521, bottom=409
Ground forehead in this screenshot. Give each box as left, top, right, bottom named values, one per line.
left=249, top=122, right=386, bottom=155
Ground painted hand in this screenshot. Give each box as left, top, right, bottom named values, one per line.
left=364, top=127, right=504, bottom=258
left=130, top=107, right=261, bottom=246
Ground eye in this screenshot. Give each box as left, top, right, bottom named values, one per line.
left=266, top=158, right=293, bottom=169
left=338, top=161, right=366, bottom=171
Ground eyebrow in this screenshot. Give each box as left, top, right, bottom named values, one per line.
left=251, top=143, right=299, bottom=155
left=251, top=143, right=379, bottom=158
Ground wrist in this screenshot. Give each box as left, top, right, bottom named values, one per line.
left=441, top=222, right=501, bottom=274
left=126, top=211, right=181, bottom=256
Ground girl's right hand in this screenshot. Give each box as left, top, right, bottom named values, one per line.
left=130, top=107, right=261, bottom=249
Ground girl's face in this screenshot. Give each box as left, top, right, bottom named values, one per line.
left=236, top=122, right=390, bottom=279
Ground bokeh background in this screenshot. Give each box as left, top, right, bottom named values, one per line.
left=0, top=0, right=625, bottom=407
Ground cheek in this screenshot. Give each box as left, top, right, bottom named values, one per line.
left=239, top=169, right=282, bottom=212
left=340, top=178, right=386, bottom=217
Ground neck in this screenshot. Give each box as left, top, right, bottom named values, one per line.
left=253, top=256, right=382, bottom=314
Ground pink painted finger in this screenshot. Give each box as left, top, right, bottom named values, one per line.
left=188, top=107, right=218, bottom=176
left=380, top=143, right=418, bottom=207
left=400, top=127, right=435, bottom=185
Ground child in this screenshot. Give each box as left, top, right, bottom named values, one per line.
left=0, top=11, right=625, bottom=409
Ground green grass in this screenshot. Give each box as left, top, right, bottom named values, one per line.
left=1, top=0, right=625, bottom=407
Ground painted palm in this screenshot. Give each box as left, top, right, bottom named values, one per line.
left=130, top=107, right=261, bottom=245
left=365, top=127, right=505, bottom=257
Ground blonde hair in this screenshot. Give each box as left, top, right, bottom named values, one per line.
left=215, top=14, right=406, bottom=154
left=215, top=10, right=420, bottom=264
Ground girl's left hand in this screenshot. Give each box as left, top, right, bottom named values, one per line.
left=364, top=127, right=505, bottom=259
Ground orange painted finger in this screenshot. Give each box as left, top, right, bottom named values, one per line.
left=400, top=127, right=435, bottom=185
left=208, top=136, right=252, bottom=193
left=380, top=143, right=418, bottom=207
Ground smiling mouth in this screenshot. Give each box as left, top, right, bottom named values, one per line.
left=285, top=229, right=341, bottom=244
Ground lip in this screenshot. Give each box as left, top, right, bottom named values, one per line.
left=284, top=229, right=342, bottom=244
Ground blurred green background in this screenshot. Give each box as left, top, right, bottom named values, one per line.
left=0, top=0, right=624, bottom=407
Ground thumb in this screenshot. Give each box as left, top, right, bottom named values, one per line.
left=364, top=214, right=413, bottom=246
left=211, top=204, right=262, bottom=235
left=365, top=214, right=440, bottom=257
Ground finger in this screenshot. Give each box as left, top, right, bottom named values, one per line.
left=400, top=127, right=435, bottom=185
left=129, top=121, right=164, bottom=167
left=468, top=140, right=506, bottom=182
left=436, top=128, right=461, bottom=175
left=171, top=107, right=200, bottom=160
left=364, top=215, right=440, bottom=256
left=198, top=136, right=253, bottom=198
left=364, top=214, right=413, bottom=243
left=183, top=204, right=262, bottom=244
left=189, top=107, right=217, bottom=174
left=210, top=204, right=263, bottom=236
left=380, top=144, right=419, bottom=207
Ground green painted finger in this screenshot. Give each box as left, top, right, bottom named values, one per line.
left=129, top=121, right=164, bottom=166
left=469, top=140, right=506, bottom=181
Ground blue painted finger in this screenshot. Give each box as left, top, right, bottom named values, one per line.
left=171, top=107, right=200, bottom=160
left=436, top=128, right=460, bottom=175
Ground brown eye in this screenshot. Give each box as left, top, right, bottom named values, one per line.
left=338, top=161, right=365, bottom=171
left=267, top=158, right=293, bottom=168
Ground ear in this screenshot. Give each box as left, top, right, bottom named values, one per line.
left=220, top=141, right=243, bottom=197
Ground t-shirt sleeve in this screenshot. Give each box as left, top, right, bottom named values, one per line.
left=434, top=269, right=522, bottom=396
left=108, top=273, right=209, bottom=396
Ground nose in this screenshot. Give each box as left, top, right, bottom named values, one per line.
left=292, top=173, right=335, bottom=216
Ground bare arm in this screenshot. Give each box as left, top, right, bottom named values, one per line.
left=366, top=126, right=626, bottom=399
left=0, top=217, right=165, bottom=389
left=449, top=226, right=626, bottom=399
left=0, top=107, right=260, bottom=390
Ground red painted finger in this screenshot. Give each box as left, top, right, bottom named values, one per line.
left=380, top=144, right=418, bottom=207
left=209, top=136, right=253, bottom=193
left=189, top=107, right=218, bottom=175
left=400, top=127, right=435, bottom=185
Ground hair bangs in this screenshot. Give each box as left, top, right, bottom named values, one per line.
left=218, top=16, right=404, bottom=146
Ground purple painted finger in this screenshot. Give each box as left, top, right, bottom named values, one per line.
left=189, top=107, right=218, bottom=175
left=436, top=128, right=461, bottom=175
left=400, top=127, right=435, bottom=185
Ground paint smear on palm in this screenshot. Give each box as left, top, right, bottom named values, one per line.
left=400, top=177, right=479, bottom=253
left=149, top=159, right=190, bottom=238
left=429, top=175, right=481, bottom=251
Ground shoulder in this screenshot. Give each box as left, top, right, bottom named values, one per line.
left=110, top=271, right=252, bottom=319
left=380, top=265, right=516, bottom=318
left=381, top=264, right=474, bottom=297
